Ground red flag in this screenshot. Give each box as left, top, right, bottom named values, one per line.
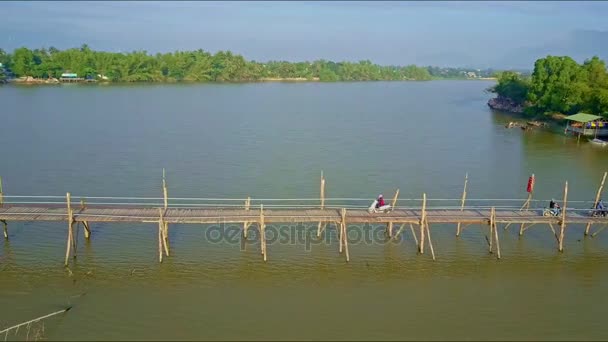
left=526, top=174, right=535, bottom=193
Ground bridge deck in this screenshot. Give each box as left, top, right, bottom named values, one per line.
left=1, top=205, right=607, bottom=225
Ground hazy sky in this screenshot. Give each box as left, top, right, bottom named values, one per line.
left=2, top=1, right=608, bottom=69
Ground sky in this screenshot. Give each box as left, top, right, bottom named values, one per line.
left=2, top=1, right=608, bottom=69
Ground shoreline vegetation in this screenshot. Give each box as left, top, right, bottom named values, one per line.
left=487, top=55, right=608, bottom=121
left=0, top=45, right=505, bottom=84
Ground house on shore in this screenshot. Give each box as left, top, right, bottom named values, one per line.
left=564, top=113, right=608, bottom=138
left=60, top=72, right=84, bottom=82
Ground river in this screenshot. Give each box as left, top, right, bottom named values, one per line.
left=1, top=81, right=607, bottom=340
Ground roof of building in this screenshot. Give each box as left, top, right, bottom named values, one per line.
left=564, top=113, right=603, bottom=123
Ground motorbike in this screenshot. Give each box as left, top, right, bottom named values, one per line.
left=542, top=207, right=561, bottom=217
left=368, top=200, right=391, bottom=213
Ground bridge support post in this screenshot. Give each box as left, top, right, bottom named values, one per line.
left=419, top=193, right=427, bottom=254
left=424, top=218, right=436, bottom=261
left=80, top=199, right=91, bottom=239
left=586, top=171, right=606, bottom=236
left=489, top=207, right=501, bottom=259
left=0, top=175, right=3, bottom=207
left=341, top=208, right=349, bottom=262
left=558, top=181, right=568, bottom=252
left=162, top=168, right=168, bottom=210
left=244, top=197, right=251, bottom=238
left=456, top=173, right=468, bottom=237
left=2, top=220, right=7, bottom=240
left=260, top=204, right=267, bottom=262
left=64, top=192, right=76, bottom=266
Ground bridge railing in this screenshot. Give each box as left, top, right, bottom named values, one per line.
left=0, top=195, right=602, bottom=214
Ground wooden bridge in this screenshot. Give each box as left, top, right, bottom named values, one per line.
left=0, top=171, right=607, bottom=266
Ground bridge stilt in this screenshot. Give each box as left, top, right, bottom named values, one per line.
left=456, top=173, right=468, bottom=237
left=243, top=197, right=251, bottom=238
left=586, top=171, right=607, bottom=236
left=260, top=205, right=267, bottom=261
left=83, top=221, right=91, bottom=239
left=558, top=181, right=568, bottom=252
left=163, top=222, right=170, bottom=257
left=158, top=220, right=163, bottom=263
left=409, top=223, right=419, bottom=249
left=2, top=220, right=7, bottom=240
left=386, top=222, right=393, bottom=238
left=317, top=222, right=327, bottom=238
left=425, top=218, right=436, bottom=261
left=341, top=208, right=349, bottom=262
left=64, top=193, right=76, bottom=266
left=419, top=193, right=427, bottom=254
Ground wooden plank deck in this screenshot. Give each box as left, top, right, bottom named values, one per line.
left=0, top=205, right=607, bottom=225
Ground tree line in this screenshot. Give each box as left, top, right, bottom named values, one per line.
left=489, top=55, right=608, bottom=118
left=0, top=45, right=439, bottom=82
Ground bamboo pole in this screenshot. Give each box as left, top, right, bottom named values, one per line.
left=64, top=192, right=74, bottom=266
left=317, top=222, right=327, bottom=238
left=244, top=196, right=251, bottom=238
left=320, top=171, right=325, bottom=210
left=158, top=220, right=163, bottom=263
left=591, top=225, right=607, bottom=238
left=342, top=208, right=349, bottom=262
left=489, top=208, right=494, bottom=253
left=338, top=223, right=343, bottom=254
left=558, top=181, right=568, bottom=252
left=387, top=221, right=394, bottom=238
left=83, top=221, right=91, bottom=240
left=419, top=193, right=427, bottom=254
left=585, top=171, right=607, bottom=236
left=260, top=204, right=266, bottom=261
left=409, top=223, right=419, bottom=249
left=425, top=218, right=436, bottom=261
left=390, top=188, right=400, bottom=212
left=162, top=168, right=168, bottom=209
left=81, top=198, right=90, bottom=239
left=456, top=173, right=468, bottom=237
left=0, top=307, right=72, bottom=336
left=0, top=176, right=3, bottom=207
left=318, top=171, right=326, bottom=239
left=2, top=220, right=7, bottom=240
left=492, top=207, right=501, bottom=259
left=392, top=223, right=406, bottom=240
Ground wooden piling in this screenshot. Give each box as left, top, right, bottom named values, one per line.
left=409, top=223, right=419, bottom=249
left=387, top=221, right=394, bottom=238
left=558, top=181, right=568, bottom=252
left=317, top=222, right=327, bottom=238
left=341, top=208, right=349, bottom=262
left=0, top=176, right=3, bottom=207
left=81, top=198, right=91, bottom=239
left=419, top=193, right=427, bottom=254
left=260, top=204, right=267, bottom=261
left=425, top=218, right=436, bottom=261
left=162, top=168, right=168, bottom=209
left=456, top=173, right=468, bottom=237
left=158, top=208, right=169, bottom=259
left=489, top=209, right=494, bottom=253
left=320, top=171, right=325, bottom=210
left=585, top=171, right=607, bottom=236
left=63, top=192, right=75, bottom=266
left=390, top=188, right=400, bottom=212
left=2, top=220, right=7, bottom=240
left=243, top=197, right=251, bottom=238
left=491, top=207, right=501, bottom=259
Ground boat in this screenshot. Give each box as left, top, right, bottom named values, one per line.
left=589, top=138, right=608, bottom=146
